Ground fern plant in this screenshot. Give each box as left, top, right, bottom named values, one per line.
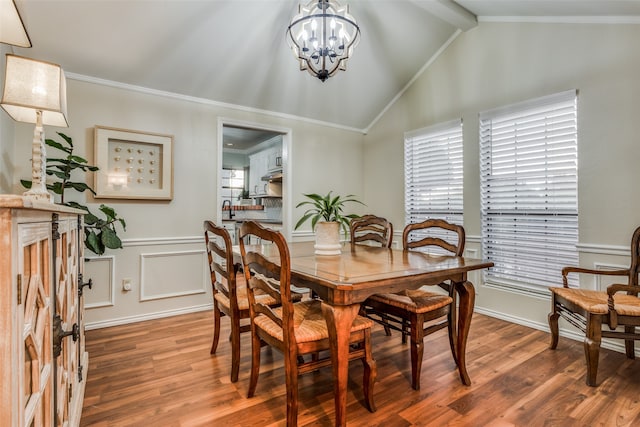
left=21, top=132, right=126, bottom=255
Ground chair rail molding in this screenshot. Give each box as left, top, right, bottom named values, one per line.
left=121, top=235, right=203, bottom=247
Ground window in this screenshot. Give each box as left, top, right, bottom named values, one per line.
left=405, top=119, right=463, bottom=249
left=479, top=90, right=578, bottom=292
left=221, top=168, right=245, bottom=201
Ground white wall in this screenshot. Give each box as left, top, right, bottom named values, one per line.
left=7, top=21, right=638, bottom=337
left=0, top=45, right=16, bottom=193
left=363, top=22, right=640, bottom=347
left=7, top=77, right=365, bottom=328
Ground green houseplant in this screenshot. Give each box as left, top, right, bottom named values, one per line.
left=21, top=132, right=126, bottom=255
left=294, top=191, right=365, bottom=235
left=294, top=191, right=364, bottom=255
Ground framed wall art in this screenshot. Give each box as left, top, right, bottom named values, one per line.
left=94, top=126, right=174, bottom=200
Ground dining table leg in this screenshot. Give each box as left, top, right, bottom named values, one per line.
left=455, top=280, right=475, bottom=386
left=320, top=302, right=360, bottom=427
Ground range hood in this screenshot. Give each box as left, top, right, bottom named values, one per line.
left=261, top=170, right=282, bottom=182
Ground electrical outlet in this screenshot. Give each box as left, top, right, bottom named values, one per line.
left=122, top=278, right=132, bottom=292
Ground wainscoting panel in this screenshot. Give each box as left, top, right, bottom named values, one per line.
left=593, top=262, right=630, bottom=291
left=84, top=256, right=115, bottom=308
left=140, top=249, right=208, bottom=301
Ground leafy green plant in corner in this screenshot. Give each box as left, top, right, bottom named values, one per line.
left=21, top=132, right=126, bottom=255
left=294, top=191, right=365, bottom=236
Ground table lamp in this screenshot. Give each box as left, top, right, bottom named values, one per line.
left=1, top=54, right=68, bottom=202
left=0, top=0, right=32, bottom=47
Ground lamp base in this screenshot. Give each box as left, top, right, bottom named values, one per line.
left=23, top=188, right=54, bottom=203
left=23, top=113, right=55, bottom=204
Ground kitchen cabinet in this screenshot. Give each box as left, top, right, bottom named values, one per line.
left=249, top=146, right=282, bottom=197
left=267, top=146, right=282, bottom=172
left=248, top=150, right=268, bottom=196
left=0, top=195, right=88, bottom=427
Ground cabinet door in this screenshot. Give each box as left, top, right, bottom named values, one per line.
left=249, top=153, right=260, bottom=196
left=53, top=214, right=81, bottom=427
left=249, top=151, right=269, bottom=195
left=18, top=220, right=54, bottom=427
left=267, top=146, right=282, bottom=171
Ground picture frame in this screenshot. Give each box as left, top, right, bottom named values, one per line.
left=94, top=126, right=174, bottom=200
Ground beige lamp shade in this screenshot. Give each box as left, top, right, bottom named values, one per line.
left=1, top=54, right=68, bottom=127
left=0, top=0, right=31, bottom=47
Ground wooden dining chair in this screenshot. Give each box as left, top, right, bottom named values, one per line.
left=549, top=225, right=640, bottom=386
left=362, top=219, right=465, bottom=390
left=350, top=214, right=393, bottom=248
left=239, top=221, right=377, bottom=427
left=204, top=220, right=285, bottom=383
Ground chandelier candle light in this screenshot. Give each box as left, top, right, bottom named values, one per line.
left=286, top=0, right=360, bottom=82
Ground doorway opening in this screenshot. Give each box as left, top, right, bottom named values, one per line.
left=217, top=119, right=292, bottom=241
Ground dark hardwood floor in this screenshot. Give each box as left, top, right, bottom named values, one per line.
left=80, top=310, right=640, bottom=426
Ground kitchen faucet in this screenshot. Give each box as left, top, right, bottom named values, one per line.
left=222, top=200, right=234, bottom=220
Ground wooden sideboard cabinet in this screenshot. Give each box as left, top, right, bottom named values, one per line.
left=0, top=195, right=89, bottom=427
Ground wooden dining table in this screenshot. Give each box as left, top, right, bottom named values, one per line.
left=234, top=240, right=493, bottom=426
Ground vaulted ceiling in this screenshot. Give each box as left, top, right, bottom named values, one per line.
left=10, top=0, right=640, bottom=132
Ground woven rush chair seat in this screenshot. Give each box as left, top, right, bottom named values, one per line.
left=550, top=287, right=640, bottom=316
left=254, top=299, right=374, bottom=343
left=549, top=225, right=640, bottom=386
left=366, top=288, right=452, bottom=314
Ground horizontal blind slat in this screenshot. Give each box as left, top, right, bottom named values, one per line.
left=405, top=120, right=464, bottom=227
left=480, top=92, right=579, bottom=290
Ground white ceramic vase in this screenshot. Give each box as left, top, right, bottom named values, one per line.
left=314, top=221, right=342, bottom=255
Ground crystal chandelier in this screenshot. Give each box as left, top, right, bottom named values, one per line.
left=286, top=0, right=360, bottom=82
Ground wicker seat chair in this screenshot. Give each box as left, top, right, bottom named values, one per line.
left=239, top=221, right=376, bottom=427
left=362, top=219, right=465, bottom=390
left=549, top=226, right=640, bottom=386
left=204, top=220, right=297, bottom=382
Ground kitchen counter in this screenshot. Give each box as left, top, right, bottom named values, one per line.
left=249, top=219, right=282, bottom=225
left=221, top=218, right=282, bottom=225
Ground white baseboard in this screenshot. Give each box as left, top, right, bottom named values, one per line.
left=475, top=306, right=636, bottom=356
left=85, top=303, right=213, bottom=330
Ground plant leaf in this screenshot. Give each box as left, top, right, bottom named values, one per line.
left=99, top=204, right=116, bottom=221
left=48, top=170, right=68, bottom=180
left=57, top=132, right=73, bottom=147
left=50, top=182, right=64, bottom=195
left=65, top=201, right=90, bottom=212
left=69, top=155, right=89, bottom=164
left=45, top=139, right=70, bottom=153
left=294, top=212, right=316, bottom=230
left=68, top=182, right=96, bottom=194
left=101, top=227, right=122, bottom=249
left=84, top=212, right=99, bottom=225
left=85, top=231, right=104, bottom=255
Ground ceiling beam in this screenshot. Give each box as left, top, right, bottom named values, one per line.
left=410, top=0, right=477, bottom=31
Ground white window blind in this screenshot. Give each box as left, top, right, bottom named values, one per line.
left=479, top=90, right=578, bottom=291
left=405, top=119, right=463, bottom=245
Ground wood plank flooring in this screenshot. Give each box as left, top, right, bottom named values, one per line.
left=80, top=311, right=640, bottom=426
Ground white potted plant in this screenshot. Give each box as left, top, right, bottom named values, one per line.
left=294, top=191, right=364, bottom=255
